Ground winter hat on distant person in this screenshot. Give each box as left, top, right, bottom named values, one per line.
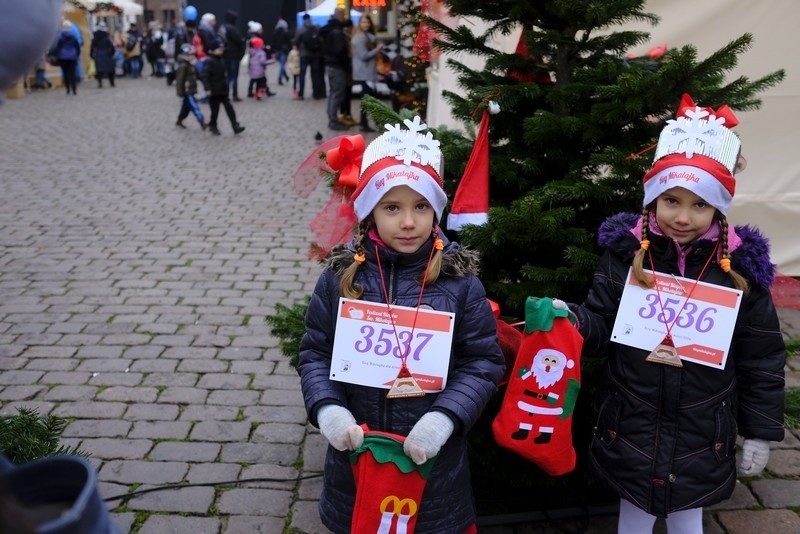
left=642, top=94, right=742, bottom=215
left=251, top=36, right=264, bottom=49
left=352, top=116, right=446, bottom=222
left=96, top=21, right=108, bottom=32
left=180, top=43, right=195, bottom=56
left=248, top=20, right=263, bottom=34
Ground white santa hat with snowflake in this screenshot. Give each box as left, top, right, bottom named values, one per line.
left=352, top=116, right=446, bottom=222
left=642, top=94, right=741, bottom=215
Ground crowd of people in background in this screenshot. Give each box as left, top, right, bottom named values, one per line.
left=28, top=6, right=396, bottom=136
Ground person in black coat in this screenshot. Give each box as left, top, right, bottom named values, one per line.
left=90, top=21, right=115, bottom=88
left=565, top=95, right=785, bottom=532
left=221, top=9, right=246, bottom=101
left=204, top=38, right=244, bottom=136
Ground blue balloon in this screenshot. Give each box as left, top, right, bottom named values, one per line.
left=184, top=5, right=198, bottom=21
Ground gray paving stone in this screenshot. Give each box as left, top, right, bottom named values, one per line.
left=751, top=479, right=800, bottom=508
left=224, top=515, right=286, bottom=534
left=176, top=359, right=229, bottom=373
left=98, top=386, right=159, bottom=403
left=0, top=384, right=47, bottom=401
left=80, top=438, right=153, bottom=460
left=158, top=386, right=208, bottom=404
left=24, top=358, right=79, bottom=371
left=239, top=463, right=301, bottom=491
left=40, top=371, right=92, bottom=384
left=186, top=463, right=242, bottom=485
left=766, top=449, right=800, bottom=476
left=717, top=509, right=800, bottom=534
left=21, top=345, right=78, bottom=358
left=252, top=423, right=306, bottom=445
left=0, top=370, right=43, bottom=385
left=190, top=421, right=251, bottom=442
left=63, top=419, right=132, bottom=438
left=124, top=403, right=180, bottom=421
left=43, top=385, right=98, bottom=401
left=138, top=515, right=220, bottom=534
left=129, top=421, right=192, bottom=440
left=220, top=443, right=298, bottom=465
left=180, top=405, right=239, bottom=421
left=150, top=441, right=221, bottom=462
left=207, top=390, right=260, bottom=406
left=243, top=405, right=309, bottom=424
left=216, top=488, right=293, bottom=516
left=128, top=486, right=215, bottom=513
left=51, top=401, right=126, bottom=419
left=99, top=460, right=189, bottom=485
left=290, top=500, right=331, bottom=534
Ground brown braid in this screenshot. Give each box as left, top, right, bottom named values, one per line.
left=340, top=221, right=370, bottom=298
left=421, top=229, right=443, bottom=286
left=632, top=206, right=655, bottom=288
left=718, top=216, right=749, bottom=292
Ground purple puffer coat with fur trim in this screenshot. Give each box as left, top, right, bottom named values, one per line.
left=572, top=213, right=785, bottom=518
left=298, top=233, right=505, bottom=533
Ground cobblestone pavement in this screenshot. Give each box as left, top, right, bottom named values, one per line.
left=1, top=75, right=799, bottom=533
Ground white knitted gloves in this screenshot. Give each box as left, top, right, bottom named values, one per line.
left=403, top=411, right=455, bottom=465
left=316, top=404, right=364, bottom=451
left=738, top=438, right=770, bottom=476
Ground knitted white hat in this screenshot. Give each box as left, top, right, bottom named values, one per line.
left=351, top=116, right=446, bottom=222
left=642, top=94, right=741, bottom=215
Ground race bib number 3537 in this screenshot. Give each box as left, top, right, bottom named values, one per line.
left=330, top=298, right=455, bottom=391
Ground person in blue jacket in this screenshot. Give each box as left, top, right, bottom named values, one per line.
left=298, top=116, right=505, bottom=533
left=55, top=19, right=81, bottom=95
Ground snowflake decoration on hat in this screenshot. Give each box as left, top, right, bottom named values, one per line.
left=383, top=116, right=442, bottom=168
left=664, top=107, right=727, bottom=159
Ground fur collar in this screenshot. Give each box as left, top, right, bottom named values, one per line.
left=597, top=212, right=776, bottom=290
left=322, top=236, right=480, bottom=279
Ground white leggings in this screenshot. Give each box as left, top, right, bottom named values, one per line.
left=618, top=499, right=703, bottom=534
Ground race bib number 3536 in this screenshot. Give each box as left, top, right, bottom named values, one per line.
left=611, top=268, right=742, bottom=369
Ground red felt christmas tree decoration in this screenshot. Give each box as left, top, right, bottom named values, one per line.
left=349, top=426, right=436, bottom=534
left=492, top=297, right=582, bottom=476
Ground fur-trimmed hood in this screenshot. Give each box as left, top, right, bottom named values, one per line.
left=597, top=212, right=776, bottom=289
left=321, top=233, right=481, bottom=279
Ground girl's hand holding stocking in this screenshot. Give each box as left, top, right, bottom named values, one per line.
left=316, top=404, right=364, bottom=451
left=403, top=411, right=455, bottom=465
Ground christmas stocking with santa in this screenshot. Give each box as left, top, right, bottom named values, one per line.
left=349, top=426, right=436, bottom=534
left=492, top=297, right=583, bottom=476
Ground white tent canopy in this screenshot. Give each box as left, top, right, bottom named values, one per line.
left=296, top=0, right=361, bottom=28
left=113, top=0, right=142, bottom=16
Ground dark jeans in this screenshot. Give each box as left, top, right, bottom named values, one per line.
left=96, top=71, right=115, bottom=87
left=326, top=65, right=346, bottom=124
left=178, top=95, right=204, bottom=124
left=60, top=60, right=77, bottom=93
left=208, top=94, right=238, bottom=130
left=224, top=57, right=241, bottom=99
left=277, top=51, right=289, bottom=82
left=359, top=81, right=377, bottom=127
left=310, top=55, right=326, bottom=99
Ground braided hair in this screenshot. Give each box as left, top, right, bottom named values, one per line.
left=338, top=222, right=445, bottom=299
left=632, top=206, right=749, bottom=292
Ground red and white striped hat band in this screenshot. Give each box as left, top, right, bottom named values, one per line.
left=352, top=117, right=446, bottom=222
left=642, top=96, right=741, bottom=215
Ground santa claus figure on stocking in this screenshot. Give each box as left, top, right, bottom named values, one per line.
left=512, top=348, right=579, bottom=444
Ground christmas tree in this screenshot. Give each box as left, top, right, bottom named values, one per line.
left=427, top=0, right=783, bottom=316
left=420, top=0, right=784, bottom=515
